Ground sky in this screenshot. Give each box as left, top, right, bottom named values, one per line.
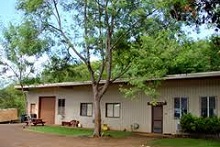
left=0, top=1, right=20, bottom=27
left=0, top=0, right=217, bottom=40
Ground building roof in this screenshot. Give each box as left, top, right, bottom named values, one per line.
left=165, top=71, right=220, bottom=80
left=15, top=71, right=220, bottom=90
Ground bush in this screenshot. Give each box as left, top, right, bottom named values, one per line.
left=180, top=113, right=220, bottom=135
left=180, top=113, right=196, bottom=133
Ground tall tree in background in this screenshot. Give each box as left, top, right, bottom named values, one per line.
left=41, top=60, right=102, bottom=83
left=120, top=30, right=180, bottom=99
left=0, top=21, right=49, bottom=112
left=165, top=37, right=220, bottom=74
left=209, top=36, right=220, bottom=69
left=17, top=0, right=181, bottom=136
left=0, top=85, right=25, bottom=115
left=165, top=0, right=220, bottom=29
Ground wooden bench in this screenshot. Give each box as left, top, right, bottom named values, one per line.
left=32, top=119, right=45, bottom=126
left=25, top=118, right=45, bottom=126
left=62, top=120, right=79, bottom=127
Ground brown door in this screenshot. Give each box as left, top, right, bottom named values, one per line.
left=152, top=105, right=163, bottom=133
left=39, top=97, right=55, bottom=124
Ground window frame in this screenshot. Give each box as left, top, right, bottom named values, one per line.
left=58, top=99, right=65, bottom=115
left=200, top=96, right=216, bottom=117
left=80, top=103, right=93, bottom=117
left=30, top=103, right=36, bottom=114
left=174, top=97, right=188, bottom=119
left=105, top=103, right=121, bottom=118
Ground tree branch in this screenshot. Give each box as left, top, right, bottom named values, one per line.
left=97, top=0, right=106, bottom=83
left=51, top=1, right=87, bottom=64
left=84, top=0, right=96, bottom=83
left=98, top=0, right=113, bottom=97
left=111, top=59, right=134, bottom=82
left=110, top=9, right=157, bottom=51
left=52, top=0, right=62, bottom=29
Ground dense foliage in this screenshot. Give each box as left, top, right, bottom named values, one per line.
left=180, top=113, right=220, bottom=134
left=0, top=86, right=25, bottom=115
left=165, top=0, right=220, bottom=30
left=34, top=36, right=220, bottom=84
left=168, top=36, right=220, bottom=74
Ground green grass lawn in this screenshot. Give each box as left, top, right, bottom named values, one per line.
left=149, top=138, right=220, bottom=147
left=27, top=126, right=132, bottom=138
left=27, top=126, right=220, bottom=146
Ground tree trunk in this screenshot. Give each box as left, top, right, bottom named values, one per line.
left=25, top=95, right=28, bottom=114
left=93, top=87, right=102, bottom=137
left=21, top=84, right=28, bottom=114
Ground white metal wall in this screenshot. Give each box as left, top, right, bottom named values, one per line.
left=26, top=77, right=220, bottom=134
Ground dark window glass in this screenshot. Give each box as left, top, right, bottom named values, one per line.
left=80, top=103, right=93, bottom=117
left=209, top=97, right=216, bottom=117
left=174, top=98, right=180, bottom=118
left=201, top=97, right=216, bottom=117
left=174, top=97, right=188, bottom=118
left=58, top=99, right=65, bottom=115
left=201, top=97, right=208, bottom=117
left=181, top=98, right=188, bottom=115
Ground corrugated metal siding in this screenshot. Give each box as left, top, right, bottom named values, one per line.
left=101, top=85, right=152, bottom=132
left=161, top=78, right=220, bottom=134
left=26, top=77, right=220, bottom=134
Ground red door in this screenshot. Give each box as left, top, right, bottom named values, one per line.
left=39, top=97, right=55, bottom=124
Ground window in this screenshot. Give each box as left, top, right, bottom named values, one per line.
left=58, top=99, right=65, bottom=115
left=174, top=97, right=188, bottom=118
left=106, top=103, right=121, bottom=118
left=201, top=96, right=216, bottom=117
left=30, top=103, right=36, bottom=114
left=80, top=103, right=93, bottom=116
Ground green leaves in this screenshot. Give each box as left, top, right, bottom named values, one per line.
left=3, top=21, right=48, bottom=56
left=120, top=30, right=179, bottom=99
left=180, top=113, right=220, bottom=134
left=168, top=38, right=220, bottom=74
left=0, top=85, right=25, bottom=115
left=0, top=19, right=49, bottom=87
left=159, top=0, right=220, bottom=30
left=17, top=0, right=44, bottom=13
left=131, top=30, right=178, bottom=78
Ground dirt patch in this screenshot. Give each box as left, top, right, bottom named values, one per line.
left=0, top=124, right=152, bottom=147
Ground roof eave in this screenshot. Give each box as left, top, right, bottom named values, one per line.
left=15, top=71, right=220, bottom=90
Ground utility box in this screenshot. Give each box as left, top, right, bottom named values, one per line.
left=0, top=108, right=18, bottom=123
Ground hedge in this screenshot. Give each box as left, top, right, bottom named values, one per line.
left=180, top=113, right=220, bottom=134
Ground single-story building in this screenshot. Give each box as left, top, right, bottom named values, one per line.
left=18, top=71, right=220, bottom=134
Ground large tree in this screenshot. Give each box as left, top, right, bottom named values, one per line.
left=17, top=0, right=180, bottom=136
left=0, top=21, right=49, bottom=112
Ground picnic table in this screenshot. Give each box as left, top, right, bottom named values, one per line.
left=62, top=120, right=79, bottom=127
left=25, top=118, right=46, bottom=126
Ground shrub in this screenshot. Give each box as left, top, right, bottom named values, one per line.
left=180, top=114, right=220, bottom=135
left=180, top=113, right=196, bottom=133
